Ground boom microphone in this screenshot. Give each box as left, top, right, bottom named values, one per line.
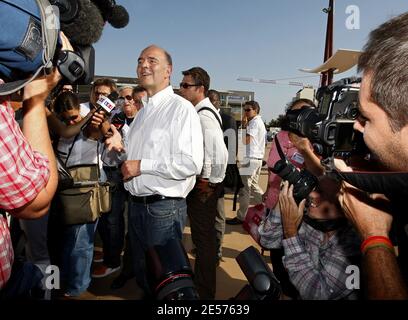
left=108, top=5, right=129, bottom=28
left=92, top=0, right=129, bottom=28
left=51, top=0, right=105, bottom=46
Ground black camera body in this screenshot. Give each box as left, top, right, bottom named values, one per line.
left=282, top=77, right=365, bottom=159
left=271, top=159, right=318, bottom=204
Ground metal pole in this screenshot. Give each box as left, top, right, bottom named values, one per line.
left=320, top=0, right=334, bottom=87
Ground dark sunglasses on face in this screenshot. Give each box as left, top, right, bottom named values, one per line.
left=64, top=115, right=79, bottom=122
left=244, top=108, right=253, bottom=112
left=179, top=82, right=200, bottom=89
left=121, top=95, right=133, bottom=101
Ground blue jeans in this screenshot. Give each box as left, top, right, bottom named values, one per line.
left=98, top=167, right=127, bottom=268
left=128, top=198, right=187, bottom=296
left=61, top=221, right=97, bottom=296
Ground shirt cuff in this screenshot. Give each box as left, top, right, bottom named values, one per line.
left=282, top=236, right=304, bottom=256
left=140, top=158, right=155, bottom=174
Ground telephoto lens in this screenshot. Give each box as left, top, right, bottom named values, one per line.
left=272, top=160, right=318, bottom=204
left=233, top=246, right=281, bottom=300
left=145, top=238, right=199, bottom=300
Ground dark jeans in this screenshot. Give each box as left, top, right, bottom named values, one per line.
left=127, top=197, right=187, bottom=296
left=187, top=183, right=224, bottom=300
left=98, top=167, right=128, bottom=268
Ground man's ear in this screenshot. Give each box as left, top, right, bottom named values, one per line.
left=165, top=64, right=173, bottom=80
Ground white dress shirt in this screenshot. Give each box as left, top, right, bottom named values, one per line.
left=195, top=98, right=228, bottom=184
left=124, top=86, right=204, bottom=198
left=246, top=115, right=267, bottom=159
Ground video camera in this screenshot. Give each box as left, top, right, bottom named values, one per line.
left=281, top=77, right=367, bottom=159
left=0, top=0, right=129, bottom=95
left=146, top=239, right=281, bottom=300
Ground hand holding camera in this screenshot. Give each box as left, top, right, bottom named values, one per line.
left=279, top=181, right=306, bottom=238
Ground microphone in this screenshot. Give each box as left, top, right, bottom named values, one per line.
left=96, top=91, right=119, bottom=114
left=51, top=0, right=105, bottom=46
left=81, top=91, right=119, bottom=131
left=108, top=5, right=129, bottom=28
left=92, top=0, right=130, bottom=28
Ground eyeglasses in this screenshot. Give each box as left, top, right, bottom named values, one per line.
left=121, top=95, right=133, bottom=101
left=179, top=82, right=201, bottom=89
left=244, top=108, right=253, bottom=112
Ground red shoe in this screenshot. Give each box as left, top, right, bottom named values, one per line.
left=92, top=265, right=120, bottom=278
left=93, top=251, right=104, bottom=263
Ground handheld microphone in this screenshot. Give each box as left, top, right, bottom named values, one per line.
left=81, top=91, right=119, bottom=131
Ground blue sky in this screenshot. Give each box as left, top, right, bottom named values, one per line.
left=93, top=0, right=408, bottom=122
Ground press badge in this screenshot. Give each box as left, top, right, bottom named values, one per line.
left=291, top=152, right=304, bottom=164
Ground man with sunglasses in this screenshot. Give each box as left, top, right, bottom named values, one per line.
left=227, top=101, right=267, bottom=225
left=179, top=67, right=228, bottom=299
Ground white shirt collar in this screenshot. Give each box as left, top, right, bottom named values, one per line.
left=143, top=85, right=173, bottom=107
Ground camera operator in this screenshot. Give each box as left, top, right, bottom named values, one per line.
left=263, top=99, right=324, bottom=210
left=336, top=12, right=408, bottom=300
left=0, top=28, right=73, bottom=291
left=259, top=176, right=361, bottom=300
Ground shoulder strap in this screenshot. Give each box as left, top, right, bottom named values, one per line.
left=64, top=134, right=80, bottom=166
left=198, top=107, right=223, bottom=130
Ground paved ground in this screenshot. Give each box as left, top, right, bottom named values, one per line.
left=85, top=144, right=272, bottom=300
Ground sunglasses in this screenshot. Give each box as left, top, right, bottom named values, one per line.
left=64, top=115, right=79, bottom=122
left=121, top=95, right=133, bottom=101
left=244, top=108, right=253, bottom=112
left=180, top=82, right=201, bottom=89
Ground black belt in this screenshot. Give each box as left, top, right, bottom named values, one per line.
left=129, top=194, right=183, bottom=204
left=103, top=166, right=121, bottom=171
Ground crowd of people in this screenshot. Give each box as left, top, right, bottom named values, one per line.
left=1, top=6, right=408, bottom=301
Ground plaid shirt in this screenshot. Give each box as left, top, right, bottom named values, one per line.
left=0, top=89, right=50, bottom=289
left=0, top=96, right=50, bottom=210
left=259, top=207, right=361, bottom=300
left=0, top=214, right=13, bottom=290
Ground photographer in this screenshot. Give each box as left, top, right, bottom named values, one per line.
left=263, top=99, right=324, bottom=211
left=336, top=12, right=408, bottom=299
left=259, top=176, right=361, bottom=300
left=0, top=20, right=72, bottom=291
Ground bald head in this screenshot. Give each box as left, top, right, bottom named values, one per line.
left=137, top=45, right=173, bottom=96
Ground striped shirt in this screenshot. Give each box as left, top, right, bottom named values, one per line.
left=259, top=207, right=361, bottom=300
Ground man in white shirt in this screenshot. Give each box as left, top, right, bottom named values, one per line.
left=179, top=67, right=228, bottom=299
left=100, top=45, right=204, bottom=297
left=227, top=101, right=267, bottom=224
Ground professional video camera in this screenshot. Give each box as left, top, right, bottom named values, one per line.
left=146, top=239, right=281, bottom=300
left=281, top=77, right=367, bottom=159
left=0, top=0, right=129, bottom=95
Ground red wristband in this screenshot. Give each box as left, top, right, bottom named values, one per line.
left=361, top=236, right=393, bottom=253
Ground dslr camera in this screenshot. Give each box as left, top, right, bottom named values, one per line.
left=281, top=77, right=366, bottom=159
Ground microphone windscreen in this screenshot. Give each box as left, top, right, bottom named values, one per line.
left=108, top=5, right=129, bottom=28
left=61, top=0, right=105, bottom=46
